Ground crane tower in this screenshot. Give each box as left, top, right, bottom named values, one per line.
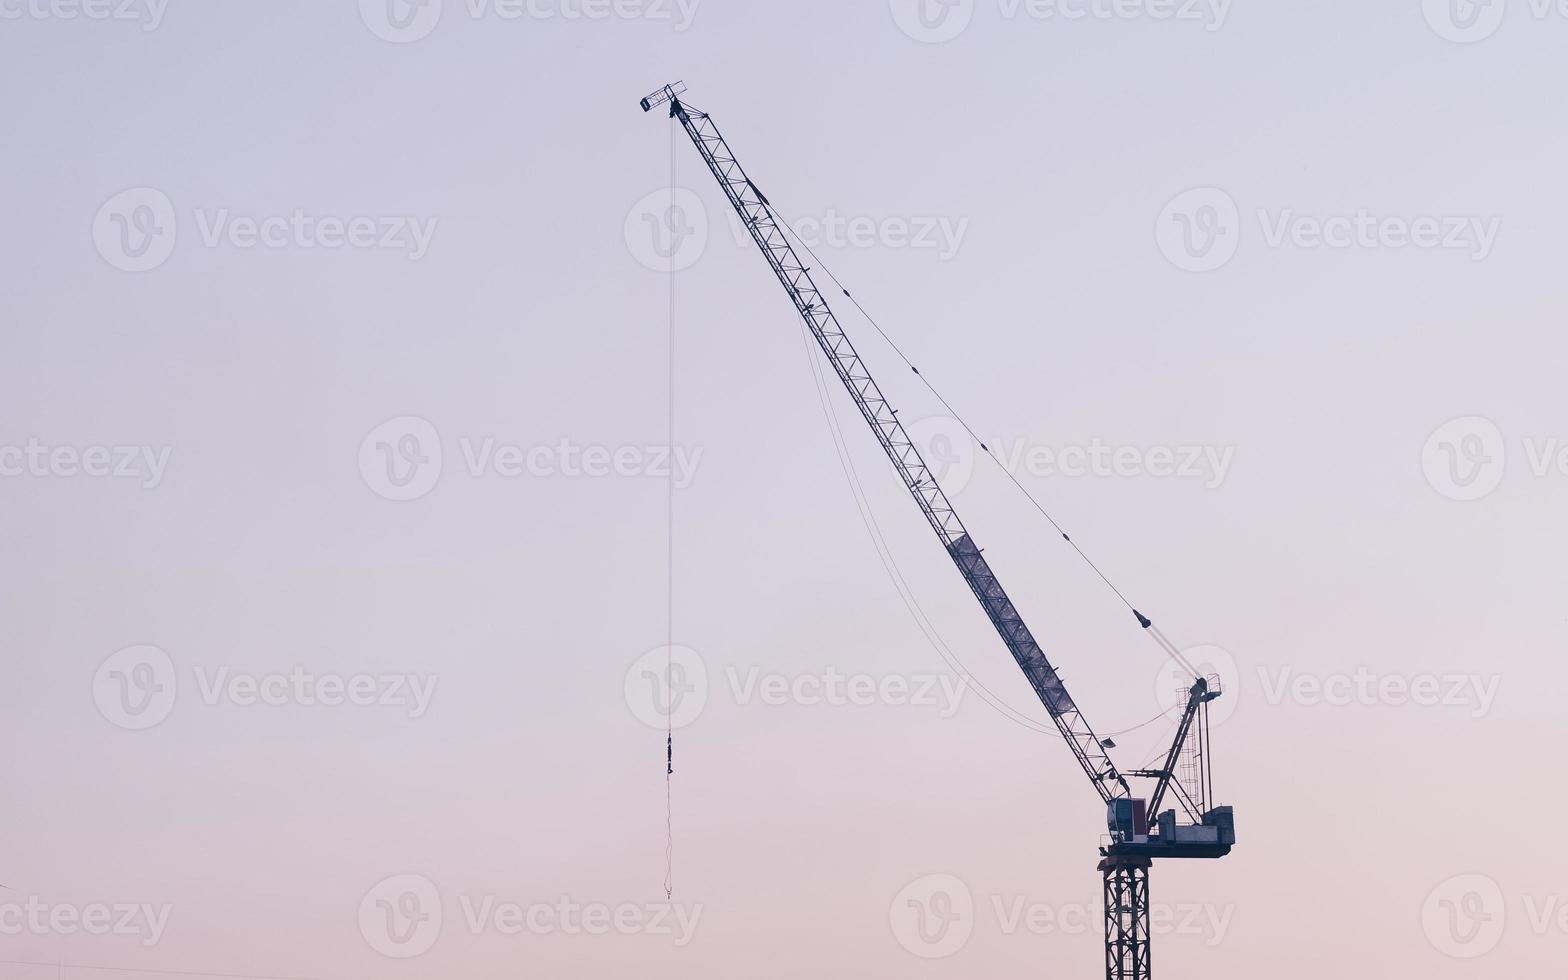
left=640, top=82, right=1236, bottom=980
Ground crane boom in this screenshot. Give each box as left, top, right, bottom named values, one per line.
left=643, top=82, right=1237, bottom=980
left=643, top=83, right=1128, bottom=805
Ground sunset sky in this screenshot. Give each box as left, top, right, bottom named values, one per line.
left=2, top=1, right=1565, bottom=977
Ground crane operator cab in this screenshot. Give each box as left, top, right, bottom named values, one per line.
left=1104, top=674, right=1236, bottom=861
left=1107, top=799, right=1235, bottom=860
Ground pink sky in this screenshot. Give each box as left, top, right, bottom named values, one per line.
left=2, top=1, right=1565, bottom=977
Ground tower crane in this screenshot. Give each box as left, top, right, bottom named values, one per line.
left=641, top=82, right=1236, bottom=980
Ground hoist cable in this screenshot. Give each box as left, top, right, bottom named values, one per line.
left=795, top=302, right=1193, bottom=743
left=663, top=117, right=677, bottom=902
left=794, top=311, right=1058, bottom=737
left=770, top=211, right=1196, bottom=680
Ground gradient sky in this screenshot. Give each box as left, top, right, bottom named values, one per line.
left=2, top=1, right=1565, bottom=977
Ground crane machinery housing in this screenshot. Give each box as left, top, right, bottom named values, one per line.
left=640, top=81, right=1236, bottom=980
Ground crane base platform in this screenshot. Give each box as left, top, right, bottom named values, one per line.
left=1105, top=840, right=1232, bottom=860
left=1104, top=805, right=1235, bottom=861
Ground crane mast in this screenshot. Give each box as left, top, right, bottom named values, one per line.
left=642, top=82, right=1235, bottom=980
left=643, top=82, right=1128, bottom=804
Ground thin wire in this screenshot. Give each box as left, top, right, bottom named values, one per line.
left=663, top=116, right=676, bottom=902
left=771, top=211, right=1195, bottom=679
left=1106, top=703, right=1185, bottom=740
left=795, top=310, right=1188, bottom=743
left=1151, top=623, right=1200, bottom=677
left=794, top=312, right=1056, bottom=736
left=1136, top=720, right=1185, bottom=771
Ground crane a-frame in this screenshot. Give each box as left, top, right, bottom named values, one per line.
left=641, top=82, right=1236, bottom=980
